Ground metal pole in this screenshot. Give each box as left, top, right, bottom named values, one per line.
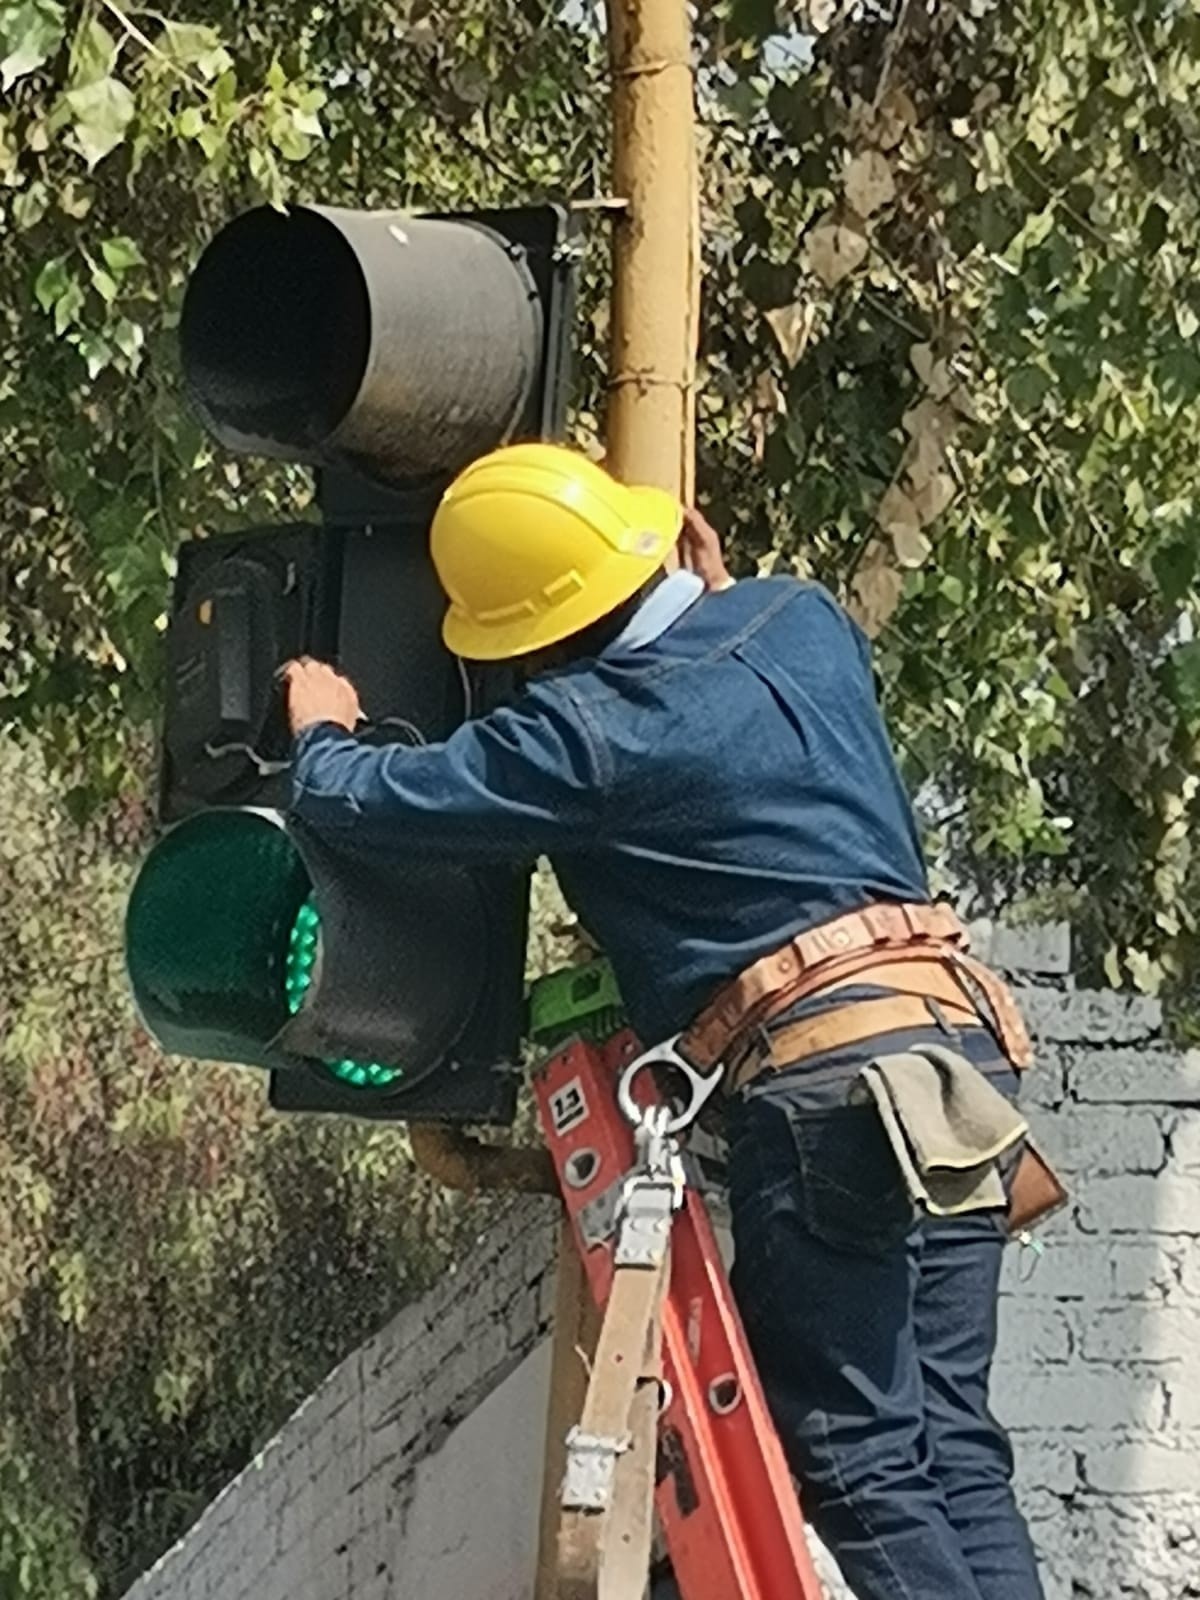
left=534, top=2, right=700, bottom=1591
left=603, top=0, right=699, bottom=502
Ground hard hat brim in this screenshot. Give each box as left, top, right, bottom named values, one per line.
left=442, top=485, right=681, bottom=662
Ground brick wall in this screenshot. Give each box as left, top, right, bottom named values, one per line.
left=123, top=926, right=1200, bottom=1600
left=121, top=1197, right=563, bottom=1600
left=985, top=934, right=1200, bottom=1600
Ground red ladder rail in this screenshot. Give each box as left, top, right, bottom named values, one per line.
left=533, top=1031, right=825, bottom=1600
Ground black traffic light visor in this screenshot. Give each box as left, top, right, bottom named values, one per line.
left=126, top=807, right=490, bottom=1090
left=180, top=204, right=543, bottom=483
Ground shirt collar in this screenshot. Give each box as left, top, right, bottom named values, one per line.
left=605, top=570, right=705, bottom=654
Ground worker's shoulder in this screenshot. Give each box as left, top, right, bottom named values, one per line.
left=736, top=572, right=847, bottom=615
left=497, top=668, right=623, bottom=746
left=685, top=573, right=855, bottom=650
left=487, top=672, right=583, bottom=724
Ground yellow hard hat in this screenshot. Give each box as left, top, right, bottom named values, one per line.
left=430, top=443, right=681, bottom=661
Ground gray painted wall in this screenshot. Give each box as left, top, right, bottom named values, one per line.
left=124, top=927, right=1200, bottom=1600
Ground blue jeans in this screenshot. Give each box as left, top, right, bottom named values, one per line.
left=725, top=1024, right=1044, bottom=1600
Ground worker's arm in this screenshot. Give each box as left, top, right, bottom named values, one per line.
left=287, top=676, right=610, bottom=861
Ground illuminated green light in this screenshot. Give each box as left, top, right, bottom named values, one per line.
left=286, top=896, right=402, bottom=1090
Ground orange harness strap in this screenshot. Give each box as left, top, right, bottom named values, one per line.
left=681, top=903, right=1033, bottom=1073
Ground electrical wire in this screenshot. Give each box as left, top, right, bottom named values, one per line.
left=203, top=741, right=293, bottom=776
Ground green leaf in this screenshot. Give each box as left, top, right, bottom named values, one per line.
left=729, top=0, right=778, bottom=45
left=974, top=188, right=1026, bottom=254
left=214, top=66, right=237, bottom=105
left=197, top=123, right=227, bottom=163
left=33, top=255, right=69, bottom=312
left=73, top=330, right=113, bottom=378
left=1151, top=539, right=1197, bottom=606
left=160, top=19, right=232, bottom=79
left=1126, top=947, right=1165, bottom=996
left=159, top=19, right=209, bottom=60
left=90, top=264, right=118, bottom=302
left=1164, top=640, right=1200, bottom=724
left=290, top=106, right=323, bottom=139
left=11, top=183, right=49, bottom=230
left=270, top=110, right=317, bottom=160
left=53, top=276, right=83, bottom=333
left=0, top=0, right=65, bottom=90
left=100, top=235, right=145, bottom=273
left=69, top=15, right=116, bottom=87
left=1004, top=364, right=1052, bottom=418
left=1156, top=346, right=1200, bottom=409
left=66, top=75, right=135, bottom=168
left=112, top=317, right=144, bottom=364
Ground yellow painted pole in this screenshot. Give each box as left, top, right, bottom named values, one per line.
left=535, top=4, right=699, bottom=1593
left=604, top=0, right=699, bottom=502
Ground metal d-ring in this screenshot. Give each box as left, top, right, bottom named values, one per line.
left=616, top=1035, right=724, bottom=1136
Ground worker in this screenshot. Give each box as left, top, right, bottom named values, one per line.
left=283, top=443, right=1054, bottom=1600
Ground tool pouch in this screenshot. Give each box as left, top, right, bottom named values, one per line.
left=1006, top=1139, right=1069, bottom=1237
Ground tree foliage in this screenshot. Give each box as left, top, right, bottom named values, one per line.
left=0, top=0, right=607, bottom=793
left=693, top=0, right=1200, bottom=998
left=5, top=0, right=1200, bottom=988
left=3, top=0, right=1200, bottom=1593
left=1, top=740, right=540, bottom=1597
left=1, top=4, right=605, bottom=1596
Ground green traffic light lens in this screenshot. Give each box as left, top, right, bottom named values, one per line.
left=285, top=896, right=403, bottom=1091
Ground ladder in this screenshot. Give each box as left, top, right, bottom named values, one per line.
left=530, top=1023, right=826, bottom=1600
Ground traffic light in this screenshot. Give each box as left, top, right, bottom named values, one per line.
left=125, top=201, right=578, bottom=1123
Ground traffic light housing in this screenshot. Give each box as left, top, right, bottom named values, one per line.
left=180, top=203, right=573, bottom=483
left=126, top=201, right=578, bottom=1123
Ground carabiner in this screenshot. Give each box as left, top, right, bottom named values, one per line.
left=617, top=1035, right=724, bottom=1136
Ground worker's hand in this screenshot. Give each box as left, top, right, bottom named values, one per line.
left=678, top=505, right=735, bottom=592
left=281, top=658, right=363, bottom=737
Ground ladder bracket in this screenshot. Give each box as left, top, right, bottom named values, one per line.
left=561, top=1425, right=631, bottom=1512
left=614, top=1176, right=677, bottom=1268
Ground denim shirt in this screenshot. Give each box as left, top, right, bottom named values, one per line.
left=291, top=575, right=929, bottom=1043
